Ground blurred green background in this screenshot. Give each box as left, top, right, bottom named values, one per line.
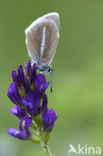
left=0, top=0, right=103, bottom=156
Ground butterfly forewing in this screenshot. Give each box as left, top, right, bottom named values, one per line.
left=25, top=13, right=59, bottom=67
left=42, top=13, right=60, bottom=32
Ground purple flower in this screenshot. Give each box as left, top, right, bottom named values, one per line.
left=7, top=61, right=49, bottom=117
left=41, top=94, right=48, bottom=112
left=10, top=105, right=25, bottom=119
left=35, top=74, right=49, bottom=96
left=8, top=116, right=32, bottom=140
left=7, top=61, right=57, bottom=144
left=7, top=82, right=22, bottom=106
left=22, top=91, right=40, bottom=116
left=25, top=60, right=31, bottom=77
left=42, top=109, right=58, bottom=132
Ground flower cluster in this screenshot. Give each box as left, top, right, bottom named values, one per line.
left=7, top=61, right=57, bottom=143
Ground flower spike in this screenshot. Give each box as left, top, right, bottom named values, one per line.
left=7, top=61, right=58, bottom=155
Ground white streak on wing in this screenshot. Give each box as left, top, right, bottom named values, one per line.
left=40, top=26, right=46, bottom=57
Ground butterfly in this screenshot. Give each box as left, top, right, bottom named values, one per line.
left=25, top=12, right=60, bottom=74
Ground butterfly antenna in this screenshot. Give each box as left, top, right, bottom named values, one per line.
left=50, top=68, right=55, bottom=93
left=50, top=72, right=53, bottom=93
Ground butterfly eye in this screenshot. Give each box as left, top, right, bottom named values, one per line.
left=47, top=66, right=51, bottom=73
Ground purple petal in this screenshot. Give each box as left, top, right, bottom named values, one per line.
left=26, top=60, right=31, bottom=77
left=44, top=81, right=50, bottom=90
left=18, top=65, right=30, bottom=92
left=42, top=109, right=48, bottom=123
left=8, top=128, right=27, bottom=140
left=49, top=109, right=58, bottom=131
left=35, top=74, right=46, bottom=90
left=7, top=88, right=18, bottom=104
left=19, top=116, right=32, bottom=132
left=41, top=81, right=50, bottom=95
left=23, top=76, right=30, bottom=92
left=42, top=109, right=57, bottom=132
left=12, top=71, right=19, bottom=83
left=18, top=65, right=25, bottom=84
left=10, top=107, right=17, bottom=114
left=32, top=92, right=40, bottom=114
left=35, top=74, right=49, bottom=95
left=7, top=82, right=21, bottom=105
left=22, top=91, right=40, bottom=116
left=30, top=63, right=36, bottom=83
left=41, top=94, right=48, bottom=112
left=10, top=105, right=25, bottom=119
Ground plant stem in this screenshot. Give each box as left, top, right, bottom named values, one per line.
left=45, top=144, right=52, bottom=156
left=41, top=143, right=53, bottom=156
left=31, top=120, right=54, bottom=156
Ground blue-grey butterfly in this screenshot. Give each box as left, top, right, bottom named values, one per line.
left=25, top=12, right=60, bottom=74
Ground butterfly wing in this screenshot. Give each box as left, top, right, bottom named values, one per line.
left=25, top=12, right=60, bottom=66
left=42, top=12, right=60, bottom=32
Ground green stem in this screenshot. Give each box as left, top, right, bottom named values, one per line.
left=42, top=143, right=53, bottom=156
left=45, top=145, right=52, bottom=156
left=31, top=119, right=54, bottom=156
